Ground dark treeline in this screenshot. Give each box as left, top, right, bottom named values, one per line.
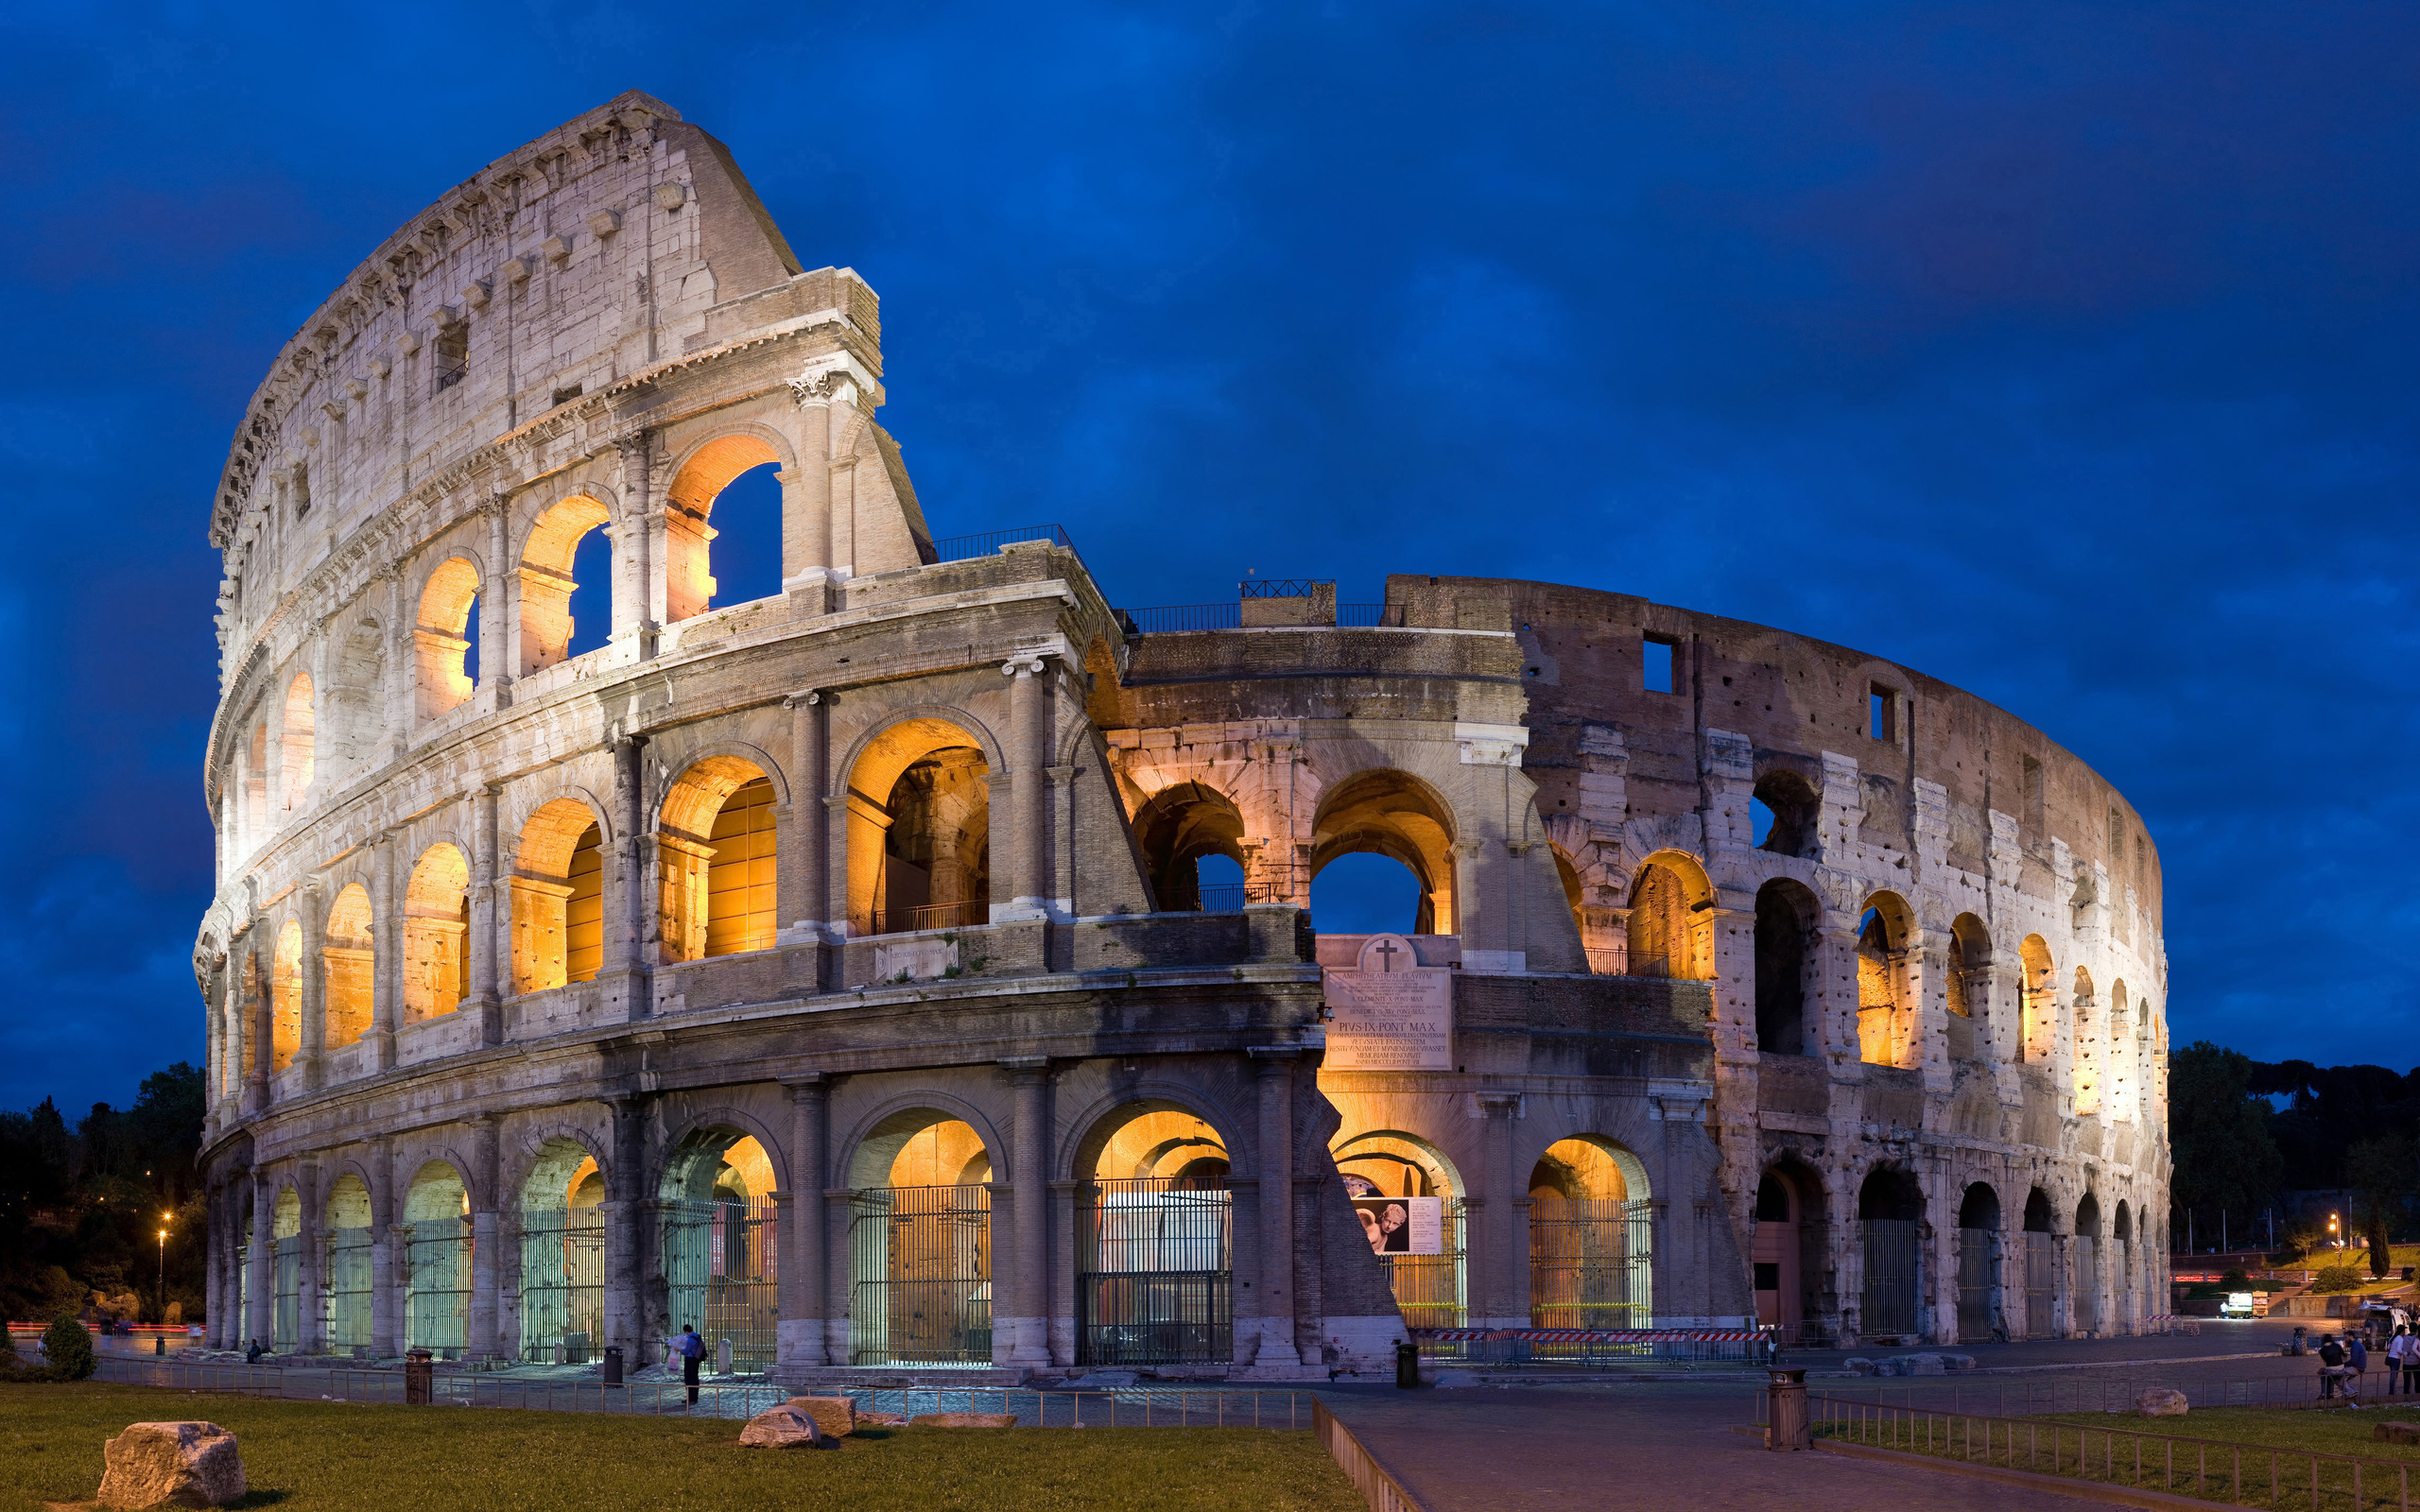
left=2171, top=1041, right=2420, bottom=1262
left=0, top=1063, right=207, bottom=1323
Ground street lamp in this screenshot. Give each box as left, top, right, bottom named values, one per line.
left=2330, top=1211, right=2342, bottom=1249
left=157, top=1214, right=172, bottom=1324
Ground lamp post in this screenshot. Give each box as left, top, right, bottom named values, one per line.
left=157, top=1214, right=171, bottom=1323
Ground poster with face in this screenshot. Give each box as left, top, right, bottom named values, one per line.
left=1352, top=1195, right=1443, bottom=1255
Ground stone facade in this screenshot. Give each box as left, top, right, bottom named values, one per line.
left=195, top=93, right=2168, bottom=1377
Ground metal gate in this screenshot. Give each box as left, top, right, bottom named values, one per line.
left=662, top=1199, right=779, bottom=1369
left=1077, top=1177, right=1232, bottom=1366
left=1860, top=1219, right=1919, bottom=1337
left=1956, top=1228, right=1995, bottom=1342
left=518, top=1207, right=605, bottom=1362
left=2024, top=1232, right=2055, bottom=1338
left=271, top=1236, right=300, bottom=1352
left=406, top=1216, right=472, bottom=1356
left=1530, top=1196, right=1654, bottom=1330
left=323, top=1226, right=373, bottom=1353
left=2074, top=1236, right=2099, bottom=1333
left=849, top=1184, right=992, bottom=1365
left=236, top=1243, right=249, bottom=1342
left=1392, top=1198, right=1468, bottom=1329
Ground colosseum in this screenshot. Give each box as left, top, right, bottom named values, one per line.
left=194, top=92, right=2170, bottom=1380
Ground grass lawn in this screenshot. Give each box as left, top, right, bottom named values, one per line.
left=0, top=1383, right=1363, bottom=1512
left=2031, top=1402, right=2420, bottom=1463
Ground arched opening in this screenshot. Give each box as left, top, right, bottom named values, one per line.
left=414, top=557, right=481, bottom=723
left=404, top=1160, right=471, bottom=1357
left=271, top=1186, right=302, bottom=1352
left=511, top=799, right=606, bottom=992
left=2072, top=967, right=2100, bottom=1114
left=404, top=845, right=470, bottom=1022
left=281, top=671, right=315, bottom=810
left=664, top=435, right=785, bottom=626
left=322, top=884, right=373, bottom=1051
left=323, top=1174, right=373, bottom=1355
left=518, top=495, right=614, bottom=673
left=846, top=1112, right=994, bottom=1366
left=1753, top=1162, right=1825, bottom=1340
left=1752, top=769, right=1820, bottom=857
left=657, top=1128, right=780, bottom=1369
left=2019, top=936, right=2056, bottom=1063
left=2022, top=1188, right=2056, bottom=1339
left=1855, top=893, right=1916, bottom=1067
left=1946, top=914, right=1990, bottom=1063
left=1754, top=879, right=1819, bottom=1057
left=1956, top=1183, right=2002, bottom=1343
left=519, top=1138, right=604, bottom=1363
left=1858, top=1167, right=1924, bottom=1342
left=659, top=758, right=778, bottom=961
left=2074, top=1194, right=2102, bottom=1335
left=270, top=919, right=302, bottom=1074
left=1529, top=1136, right=1651, bottom=1331
left=844, top=718, right=993, bottom=936
left=1132, top=782, right=1248, bottom=912
left=1074, top=1103, right=1234, bottom=1366
left=1334, top=1131, right=1468, bottom=1329
left=1625, top=854, right=1712, bottom=980
left=1308, top=769, right=1458, bottom=936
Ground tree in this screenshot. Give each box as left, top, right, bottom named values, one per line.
left=2169, top=1041, right=2286, bottom=1237
left=2344, top=1135, right=2414, bottom=1279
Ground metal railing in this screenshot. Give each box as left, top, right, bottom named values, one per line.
left=95, top=1357, right=1309, bottom=1427
left=1756, top=1367, right=2408, bottom=1420
left=928, top=524, right=1076, bottom=563
left=1337, top=603, right=1409, bottom=627
left=1805, top=1389, right=2417, bottom=1511
left=1314, top=1399, right=1428, bottom=1512
left=1239, top=578, right=1332, bottom=599
left=1121, top=604, right=1242, bottom=634
left=1195, top=885, right=1247, bottom=913
left=865, top=901, right=989, bottom=936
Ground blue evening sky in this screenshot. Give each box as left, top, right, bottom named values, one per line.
left=1, top=2, right=2413, bottom=1112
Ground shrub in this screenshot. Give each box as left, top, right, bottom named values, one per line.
left=41, top=1314, right=95, bottom=1381
left=2312, top=1264, right=2366, bottom=1295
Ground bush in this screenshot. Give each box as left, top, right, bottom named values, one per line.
left=40, top=1316, right=94, bottom=1381
left=2312, top=1264, right=2367, bottom=1295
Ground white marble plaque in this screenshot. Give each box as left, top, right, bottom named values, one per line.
left=1322, top=933, right=1453, bottom=1071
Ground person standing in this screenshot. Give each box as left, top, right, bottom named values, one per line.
left=2387, top=1327, right=2410, bottom=1396
left=2351, top=1331, right=2371, bottom=1401
left=676, top=1325, right=705, bottom=1405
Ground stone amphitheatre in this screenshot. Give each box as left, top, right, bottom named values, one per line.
left=193, top=91, right=2169, bottom=1381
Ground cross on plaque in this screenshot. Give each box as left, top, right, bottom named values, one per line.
left=1372, top=939, right=1402, bottom=972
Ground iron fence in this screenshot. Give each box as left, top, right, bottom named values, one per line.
left=324, top=1226, right=374, bottom=1355
left=271, top=1235, right=300, bottom=1353
left=518, top=1207, right=604, bottom=1363
left=1336, top=603, right=1409, bottom=627
left=1120, top=604, right=1242, bottom=634
left=661, top=1199, right=779, bottom=1369
left=1956, top=1227, right=1995, bottom=1343
left=849, top=1184, right=992, bottom=1365
left=1530, top=1195, right=1652, bottom=1332
left=1079, top=1177, right=1233, bottom=1366
left=866, top=901, right=988, bottom=936
left=405, top=1217, right=471, bottom=1357
left=1390, top=1199, right=1467, bottom=1331
left=1194, top=885, right=1248, bottom=913
left=2025, top=1231, right=2055, bottom=1338
left=1861, top=1219, right=1920, bottom=1337
left=928, top=524, right=1077, bottom=563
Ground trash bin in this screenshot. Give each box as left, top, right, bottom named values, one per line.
left=1766, top=1369, right=1810, bottom=1451
left=1396, top=1341, right=1421, bottom=1390
left=602, top=1345, right=624, bottom=1385
left=2291, top=1326, right=2308, bottom=1357
left=154, top=1335, right=166, bottom=1356
left=405, top=1349, right=434, bottom=1405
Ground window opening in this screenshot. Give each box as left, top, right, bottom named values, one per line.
left=1869, top=685, right=1895, bottom=743
left=1642, top=636, right=1675, bottom=695
left=432, top=325, right=468, bottom=393
left=1749, top=797, right=1774, bottom=848
left=1309, top=851, right=1424, bottom=936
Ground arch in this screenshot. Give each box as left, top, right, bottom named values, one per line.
left=1132, top=781, right=1247, bottom=912
left=655, top=1123, right=781, bottom=1368
left=840, top=715, right=995, bottom=936
left=1754, top=1160, right=1827, bottom=1339
left=402, top=1160, right=471, bottom=1356
left=1529, top=1135, right=1651, bottom=1329
left=404, top=843, right=470, bottom=1022
left=1754, top=879, right=1820, bottom=1057
left=322, top=883, right=373, bottom=1051
left=268, top=918, right=302, bottom=1074
left=517, top=1135, right=605, bottom=1362
left=1752, top=768, right=1821, bottom=858
left=844, top=1108, right=997, bottom=1366
left=1855, top=892, right=1918, bottom=1067
left=1858, top=1165, right=1925, bottom=1341
left=1946, top=913, right=1991, bottom=1062
left=2073, top=1192, right=2103, bottom=1333
left=323, top=1172, right=374, bottom=1352
left=2019, top=935, right=2057, bottom=1063
left=1072, top=1100, right=1236, bottom=1366
left=1308, top=768, right=1460, bottom=936
left=269, top=1183, right=303, bottom=1350
left=518, top=493, right=613, bottom=674
left=512, top=797, right=608, bottom=992
left=414, top=556, right=482, bottom=723
left=663, top=430, right=792, bottom=625
left=1626, top=850, right=1712, bottom=980
left=1954, top=1180, right=2001, bottom=1343
left=659, top=754, right=778, bottom=962
left=1336, top=1129, right=1469, bottom=1328
left=280, top=670, right=315, bottom=810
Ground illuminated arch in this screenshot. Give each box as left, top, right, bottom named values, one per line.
left=322, top=883, right=373, bottom=1050
left=1308, top=768, right=1459, bottom=936
left=404, top=844, right=470, bottom=1021
left=662, top=432, right=790, bottom=626
left=658, top=755, right=778, bottom=962
left=517, top=493, right=613, bottom=674
left=1529, top=1135, right=1651, bottom=1329
left=280, top=671, right=315, bottom=809
left=839, top=714, right=995, bottom=936
left=511, top=796, right=609, bottom=991
left=1133, top=781, right=1247, bottom=910
left=270, top=918, right=302, bottom=1073
left=1627, top=850, right=1713, bottom=980
left=413, top=556, right=481, bottom=723
left=1855, top=891, right=1918, bottom=1067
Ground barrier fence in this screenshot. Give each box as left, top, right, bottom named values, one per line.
left=93, top=1356, right=1309, bottom=1428
left=1805, top=1390, right=2417, bottom=1512
left=1412, top=1327, right=1774, bottom=1368
left=1753, top=1367, right=2409, bottom=1422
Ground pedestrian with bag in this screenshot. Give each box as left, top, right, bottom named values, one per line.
left=674, top=1324, right=705, bottom=1406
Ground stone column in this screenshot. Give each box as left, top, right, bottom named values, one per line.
left=613, top=434, right=659, bottom=660
left=1002, top=657, right=1050, bottom=919
left=782, top=1077, right=830, bottom=1369
left=782, top=380, right=836, bottom=588
left=1248, top=1048, right=1301, bottom=1367
left=297, top=1163, right=323, bottom=1354
left=249, top=1170, right=275, bottom=1349
left=370, top=830, right=399, bottom=1072
left=782, top=693, right=831, bottom=944
left=370, top=1139, right=397, bottom=1358
left=823, top=788, right=853, bottom=940
left=601, top=735, right=651, bottom=1021
left=202, top=1183, right=223, bottom=1348
left=381, top=569, right=410, bottom=763
left=469, top=783, right=504, bottom=1044
left=482, top=497, right=512, bottom=712
left=999, top=1058, right=1052, bottom=1366
left=468, top=1115, right=500, bottom=1359
left=297, top=882, right=326, bottom=1091
left=604, top=1095, right=648, bottom=1365
left=1477, top=1091, right=1526, bottom=1328
left=246, top=934, right=272, bottom=1113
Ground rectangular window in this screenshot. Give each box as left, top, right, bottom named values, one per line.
left=1869, top=684, right=1895, bottom=742
left=433, top=326, right=468, bottom=394
left=1642, top=636, right=1676, bottom=695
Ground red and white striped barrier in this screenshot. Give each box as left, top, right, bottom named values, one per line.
left=1411, top=1328, right=1770, bottom=1345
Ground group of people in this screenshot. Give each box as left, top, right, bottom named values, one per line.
left=2316, top=1326, right=2420, bottom=1405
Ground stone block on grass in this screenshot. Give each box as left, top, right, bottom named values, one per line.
left=2375, top=1421, right=2420, bottom=1445
left=785, top=1396, right=857, bottom=1438
left=738, top=1404, right=832, bottom=1449
left=96, top=1420, right=246, bottom=1509
left=2135, top=1387, right=2189, bottom=1418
